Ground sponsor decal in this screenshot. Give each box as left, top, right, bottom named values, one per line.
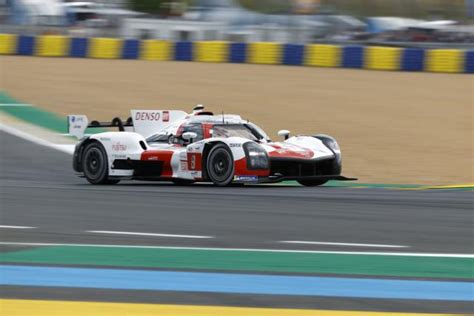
left=180, top=160, right=188, bottom=171
left=69, top=115, right=85, bottom=124
left=187, top=153, right=202, bottom=171
left=234, top=175, right=258, bottom=182
left=147, top=156, right=159, bottom=160
left=99, top=137, right=111, bottom=141
left=112, top=154, right=126, bottom=159
left=190, top=154, right=196, bottom=170
left=230, top=143, right=241, bottom=148
left=112, top=142, right=127, bottom=151
left=135, top=111, right=161, bottom=121
left=163, top=111, right=170, bottom=122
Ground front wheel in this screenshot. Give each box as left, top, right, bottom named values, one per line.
left=297, top=179, right=328, bottom=187
left=206, top=144, right=234, bottom=186
left=82, top=142, right=119, bottom=185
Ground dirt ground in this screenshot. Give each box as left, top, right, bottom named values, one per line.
left=1, top=56, right=472, bottom=184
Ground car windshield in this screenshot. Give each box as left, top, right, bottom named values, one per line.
left=212, top=124, right=261, bottom=141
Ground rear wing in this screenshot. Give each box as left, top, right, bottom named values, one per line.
left=67, top=110, right=188, bottom=139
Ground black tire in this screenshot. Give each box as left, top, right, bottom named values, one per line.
left=172, top=179, right=195, bottom=186
left=82, top=142, right=119, bottom=185
left=206, top=144, right=234, bottom=186
left=297, top=179, right=328, bottom=187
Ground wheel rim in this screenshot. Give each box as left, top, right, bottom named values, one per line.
left=209, top=148, right=232, bottom=183
left=85, top=147, right=104, bottom=180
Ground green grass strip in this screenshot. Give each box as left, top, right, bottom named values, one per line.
left=1, top=246, right=472, bottom=279
left=0, top=91, right=104, bottom=134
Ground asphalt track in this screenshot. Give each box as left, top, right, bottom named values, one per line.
left=0, top=130, right=473, bottom=313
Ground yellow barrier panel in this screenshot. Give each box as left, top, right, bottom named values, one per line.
left=194, top=41, right=228, bottom=63
left=425, top=49, right=464, bottom=73
left=0, top=34, right=17, bottom=55
left=365, top=46, right=402, bottom=71
left=88, top=38, right=123, bottom=59
left=140, top=40, right=172, bottom=61
left=304, top=44, right=341, bottom=67
left=36, top=35, right=69, bottom=57
left=248, top=42, right=282, bottom=64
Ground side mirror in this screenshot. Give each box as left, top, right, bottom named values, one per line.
left=277, top=130, right=290, bottom=140
left=182, top=132, right=198, bottom=142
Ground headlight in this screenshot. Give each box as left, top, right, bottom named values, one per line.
left=325, top=139, right=341, bottom=164
left=244, top=142, right=269, bottom=170
left=314, top=134, right=341, bottom=164
left=325, top=139, right=340, bottom=152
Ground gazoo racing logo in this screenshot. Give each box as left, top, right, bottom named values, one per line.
left=135, top=111, right=161, bottom=121
left=69, top=115, right=85, bottom=124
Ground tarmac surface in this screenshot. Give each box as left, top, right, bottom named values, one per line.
left=0, top=130, right=473, bottom=313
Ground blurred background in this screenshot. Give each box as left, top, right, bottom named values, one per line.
left=1, top=0, right=473, bottom=47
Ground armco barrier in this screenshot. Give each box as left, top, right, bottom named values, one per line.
left=0, top=33, right=17, bottom=55
left=365, top=46, right=401, bottom=71
left=88, top=38, right=122, bottom=59
left=248, top=42, right=282, bottom=65
left=401, top=48, right=425, bottom=71
left=0, top=34, right=471, bottom=73
left=282, top=44, right=304, bottom=66
left=174, top=41, right=193, bottom=61
left=140, top=40, right=172, bottom=61
left=305, top=44, right=341, bottom=67
left=342, top=45, right=364, bottom=69
left=36, top=35, right=69, bottom=57
left=69, top=37, right=88, bottom=57
left=16, top=35, right=35, bottom=55
left=229, top=42, right=247, bottom=63
left=425, top=49, right=464, bottom=73
left=195, top=41, right=228, bottom=63
left=122, top=39, right=140, bottom=59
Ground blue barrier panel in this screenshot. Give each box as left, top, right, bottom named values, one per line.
left=122, top=39, right=140, bottom=59
left=282, top=44, right=304, bottom=66
left=17, top=35, right=35, bottom=55
left=342, top=45, right=364, bottom=68
left=174, top=41, right=193, bottom=61
left=229, top=42, right=246, bottom=63
left=69, top=38, right=88, bottom=57
left=401, top=48, right=424, bottom=71
left=465, top=51, right=474, bottom=73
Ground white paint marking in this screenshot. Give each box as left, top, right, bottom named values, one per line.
left=0, top=103, right=32, bottom=107
left=279, top=241, right=409, bottom=248
left=0, top=123, right=74, bottom=155
left=0, top=242, right=472, bottom=258
left=0, top=225, right=35, bottom=229
left=87, top=230, right=214, bottom=239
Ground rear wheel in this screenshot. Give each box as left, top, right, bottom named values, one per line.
left=82, top=142, right=119, bottom=185
left=297, top=179, right=327, bottom=187
left=206, top=144, right=234, bottom=186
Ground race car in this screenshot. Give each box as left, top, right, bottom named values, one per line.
left=68, top=105, right=356, bottom=186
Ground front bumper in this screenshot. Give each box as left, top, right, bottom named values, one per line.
left=233, top=157, right=357, bottom=184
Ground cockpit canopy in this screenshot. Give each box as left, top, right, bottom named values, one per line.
left=146, top=116, right=270, bottom=144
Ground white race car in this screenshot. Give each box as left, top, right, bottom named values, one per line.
left=68, top=105, right=355, bottom=186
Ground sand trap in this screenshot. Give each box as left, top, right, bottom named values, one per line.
left=1, top=56, right=472, bottom=184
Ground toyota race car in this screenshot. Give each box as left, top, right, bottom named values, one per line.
left=68, top=105, right=356, bottom=186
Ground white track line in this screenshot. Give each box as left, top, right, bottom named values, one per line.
left=279, top=241, right=409, bottom=248
left=0, top=242, right=472, bottom=258
left=0, top=123, right=74, bottom=155
left=87, top=230, right=214, bottom=239
left=0, top=225, right=35, bottom=229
